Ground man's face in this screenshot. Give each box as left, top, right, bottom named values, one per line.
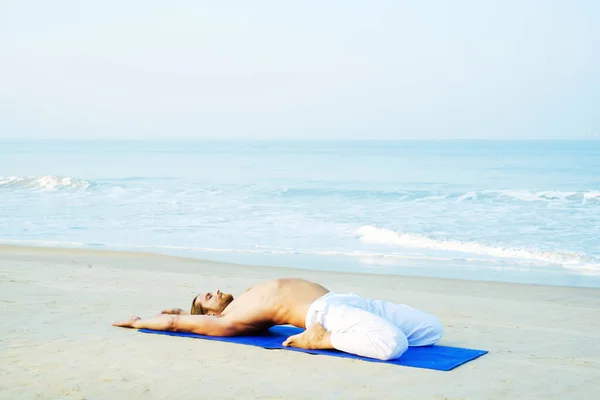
left=194, top=290, right=234, bottom=315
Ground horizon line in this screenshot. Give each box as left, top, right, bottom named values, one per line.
left=0, top=137, right=597, bottom=142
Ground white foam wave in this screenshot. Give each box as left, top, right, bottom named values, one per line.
left=0, top=176, right=92, bottom=190
left=421, top=194, right=449, bottom=201
left=583, top=191, right=600, bottom=201
left=357, top=225, right=591, bottom=267
left=457, top=191, right=478, bottom=201
left=488, top=190, right=581, bottom=202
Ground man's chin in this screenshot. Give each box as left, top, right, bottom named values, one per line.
left=222, top=294, right=234, bottom=306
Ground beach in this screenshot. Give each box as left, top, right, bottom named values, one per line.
left=2, top=1, right=600, bottom=397
left=1, top=244, right=599, bottom=400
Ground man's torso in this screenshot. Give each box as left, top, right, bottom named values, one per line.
left=221, top=278, right=329, bottom=331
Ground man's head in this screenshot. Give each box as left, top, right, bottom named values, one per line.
left=190, top=290, right=234, bottom=316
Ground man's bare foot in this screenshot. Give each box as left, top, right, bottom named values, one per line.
left=112, top=316, right=141, bottom=328
left=282, top=322, right=333, bottom=350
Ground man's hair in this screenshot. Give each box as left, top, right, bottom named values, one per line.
left=190, top=294, right=205, bottom=315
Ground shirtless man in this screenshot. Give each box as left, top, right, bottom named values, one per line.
left=113, top=278, right=443, bottom=361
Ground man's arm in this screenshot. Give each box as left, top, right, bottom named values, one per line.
left=113, top=314, right=239, bottom=336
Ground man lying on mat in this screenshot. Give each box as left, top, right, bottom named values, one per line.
left=112, top=278, right=443, bottom=361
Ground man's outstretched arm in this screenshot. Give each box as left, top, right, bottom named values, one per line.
left=112, top=314, right=238, bottom=336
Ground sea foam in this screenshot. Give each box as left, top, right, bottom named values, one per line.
left=0, top=176, right=92, bottom=190
left=490, top=190, right=579, bottom=202
left=356, top=225, right=596, bottom=269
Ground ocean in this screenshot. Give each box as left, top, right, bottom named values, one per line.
left=1, top=140, right=599, bottom=287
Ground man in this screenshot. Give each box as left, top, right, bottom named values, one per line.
left=113, top=278, right=443, bottom=361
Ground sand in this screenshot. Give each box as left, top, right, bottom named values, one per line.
left=1, top=244, right=599, bottom=399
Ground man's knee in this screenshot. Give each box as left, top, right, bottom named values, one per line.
left=432, top=318, right=444, bottom=341
left=370, top=327, right=408, bottom=361
left=423, top=317, right=444, bottom=345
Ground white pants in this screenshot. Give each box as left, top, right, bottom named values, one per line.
left=305, top=292, right=443, bottom=360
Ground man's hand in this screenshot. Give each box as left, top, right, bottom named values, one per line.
left=112, top=316, right=141, bottom=328
left=160, top=308, right=187, bottom=315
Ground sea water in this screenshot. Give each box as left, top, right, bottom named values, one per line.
left=1, top=140, right=599, bottom=287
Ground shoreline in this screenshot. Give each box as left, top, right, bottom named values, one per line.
left=2, top=241, right=599, bottom=290
left=2, top=244, right=599, bottom=399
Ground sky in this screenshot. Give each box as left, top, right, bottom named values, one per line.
left=0, top=1, right=598, bottom=140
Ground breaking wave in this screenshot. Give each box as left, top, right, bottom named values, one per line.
left=451, top=189, right=600, bottom=203
left=0, top=176, right=92, bottom=190
left=357, top=225, right=598, bottom=271
left=583, top=191, right=600, bottom=202
left=489, top=190, right=579, bottom=202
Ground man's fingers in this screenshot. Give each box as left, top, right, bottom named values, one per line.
left=112, top=320, right=133, bottom=327
left=112, top=316, right=140, bottom=328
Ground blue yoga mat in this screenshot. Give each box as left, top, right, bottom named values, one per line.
left=139, top=325, right=487, bottom=371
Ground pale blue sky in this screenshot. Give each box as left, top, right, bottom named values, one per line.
left=0, top=1, right=598, bottom=140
